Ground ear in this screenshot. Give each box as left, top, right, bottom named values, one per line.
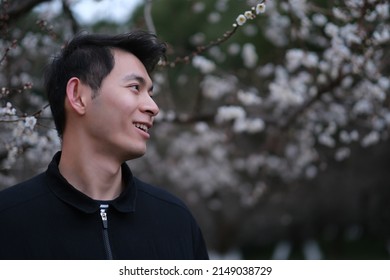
left=65, top=77, right=89, bottom=115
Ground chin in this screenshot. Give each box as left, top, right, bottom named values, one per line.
left=124, top=150, right=146, bottom=161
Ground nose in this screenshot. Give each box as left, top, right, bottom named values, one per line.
left=141, top=94, right=159, bottom=117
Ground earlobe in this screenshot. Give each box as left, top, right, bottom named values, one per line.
left=66, top=77, right=87, bottom=115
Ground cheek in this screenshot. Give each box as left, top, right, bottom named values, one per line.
left=91, top=92, right=138, bottom=128
left=106, top=104, right=135, bottom=132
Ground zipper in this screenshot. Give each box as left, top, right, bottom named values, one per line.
left=100, top=204, right=113, bottom=260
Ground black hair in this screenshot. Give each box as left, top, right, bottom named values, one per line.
left=44, top=30, right=166, bottom=139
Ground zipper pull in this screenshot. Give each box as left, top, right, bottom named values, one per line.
left=99, top=204, right=113, bottom=259
left=100, top=205, right=109, bottom=229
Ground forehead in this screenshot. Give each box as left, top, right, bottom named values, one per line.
left=110, top=48, right=150, bottom=79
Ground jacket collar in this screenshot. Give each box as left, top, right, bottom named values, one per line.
left=45, top=152, right=137, bottom=214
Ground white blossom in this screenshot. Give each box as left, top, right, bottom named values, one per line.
left=265, top=13, right=291, bottom=46
left=237, top=90, right=262, bottom=106
left=325, top=22, right=339, bottom=38
left=312, top=13, right=327, bottom=26
left=155, top=110, right=176, bottom=122
left=339, top=130, right=351, bottom=144
left=201, top=75, right=235, bottom=99
left=256, top=3, right=266, bottom=14
left=340, top=24, right=362, bottom=45
left=332, top=7, right=351, bottom=22
left=257, top=63, right=274, bottom=77
left=233, top=117, right=265, bottom=133
left=216, top=106, right=246, bottom=123
left=192, top=56, right=216, bottom=74
left=208, top=12, right=221, bottom=23
left=350, top=130, right=360, bottom=141
left=318, top=133, right=336, bottom=148
left=215, top=0, right=228, bottom=12
left=24, top=116, right=37, bottom=130
left=376, top=3, right=390, bottom=19
left=365, top=10, right=378, bottom=22
left=192, top=2, right=205, bottom=13
left=353, top=99, right=373, bottom=115
left=244, top=11, right=255, bottom=20
left=2, top=147, right=18, bottom=170
left=194, top=122, right=209, bottom=134
left=236, top=14, right=247, bottom=26
left=286, top=49, right=304, bottom=71
left=189, top=32, right=206, bottom=45
left=361, top=131, right=380, bottom=147
left=378, top=77, right=390, bottom=90
left=305, top=165, right=318, bottom=179
left=241, top=43, right=258, bottom=68
left=373, top=26, right=390, bottom=45
left=335, top=147, right=351, bottom=161
left=228, top=43, right=240, bottom=55
left=0, top=102, right=16, bottom=116
left=303, top=52, right=319, bottom=68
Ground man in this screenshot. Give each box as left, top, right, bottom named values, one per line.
left=0, top=31, right=209, bottom=260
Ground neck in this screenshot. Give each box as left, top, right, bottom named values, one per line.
left=59, top=138, right=124, bottom=201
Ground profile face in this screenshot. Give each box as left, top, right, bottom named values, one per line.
left=84, top=48, right=159, bottom=162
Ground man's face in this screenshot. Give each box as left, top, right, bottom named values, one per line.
left=84, top=49, right=159, bottom=162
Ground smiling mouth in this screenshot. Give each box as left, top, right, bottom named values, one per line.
left=134, top=123, right=149, bottom=133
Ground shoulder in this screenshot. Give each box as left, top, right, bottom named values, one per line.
left=133, top=177, right=210, bottom=260
left=0, top=173, right=49, bottom=214
left=133, top=177, right=191, bottom=213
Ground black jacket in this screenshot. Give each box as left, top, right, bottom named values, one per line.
left=0, top=152, right=209, bottom=260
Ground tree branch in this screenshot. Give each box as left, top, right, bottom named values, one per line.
left=143, top=0, right=156, bottom=34
left=62, top=0, right=80, bottom=34
left=6, top=0, right=50, bottom=22
left=160, top=25, right=239, bottom=68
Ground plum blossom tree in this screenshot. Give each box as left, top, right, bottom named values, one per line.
left=135, top=0, right=389, bottom=194
left=131, top=0, right=390, bottom=255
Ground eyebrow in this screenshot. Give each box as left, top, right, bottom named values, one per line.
left=122, top=74, right=154, bottom=92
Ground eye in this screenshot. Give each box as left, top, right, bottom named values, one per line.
left=128, top=84, right=140, bottom=92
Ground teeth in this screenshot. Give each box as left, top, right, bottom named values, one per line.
left=134, top=123, right=148, bottom=132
